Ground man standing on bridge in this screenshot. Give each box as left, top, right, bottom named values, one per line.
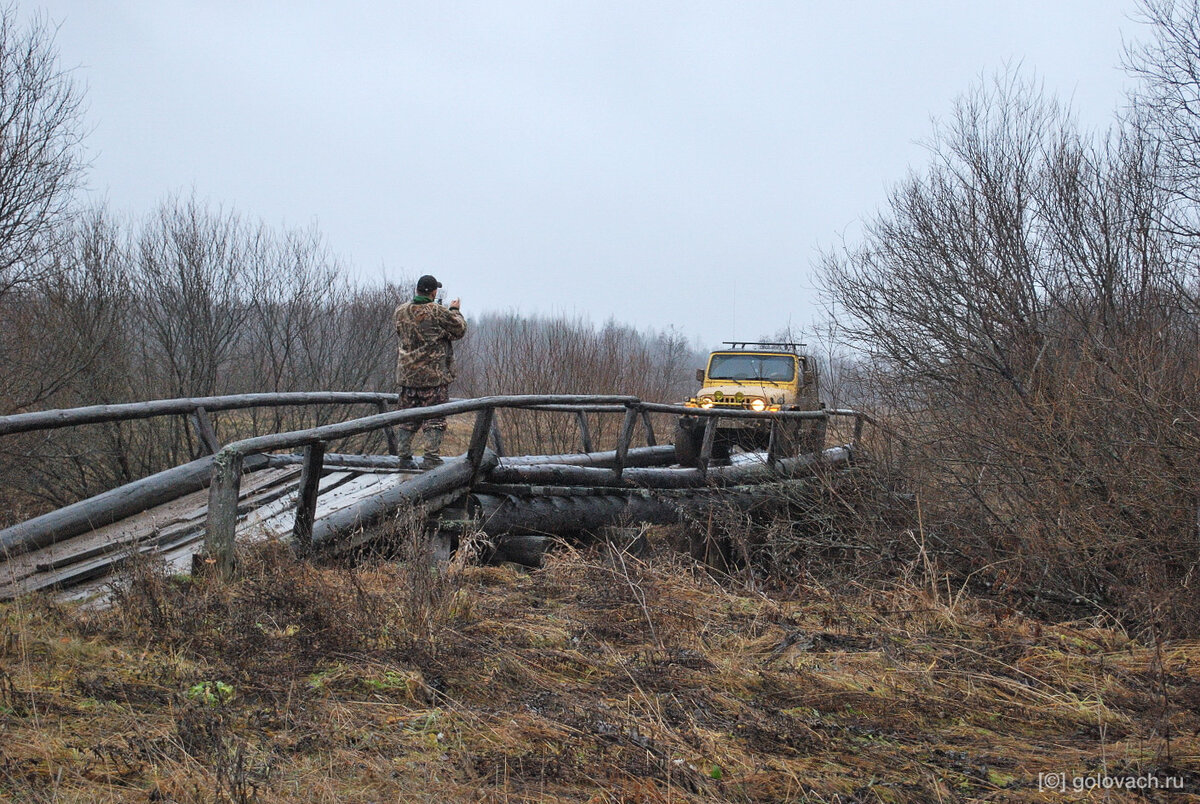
left=393, top=274, right=466, bottom=469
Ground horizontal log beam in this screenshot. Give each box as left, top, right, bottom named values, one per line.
left=0, top=453, right=272, bottom=558
left=637, top=401, right=830, bottom=420
left=217, top=395, right=640, bottom=459
left=486, top=446, right=853, bottom=489
left=0, top=392, right=402, bottom=436
left=474, top=479, right=820, bottom=563
left=309, top=451, right=499, bottom=546
left=497, top=445, right=676, bottom=468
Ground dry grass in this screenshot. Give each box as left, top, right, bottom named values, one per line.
left=2, top=529, right=1199, bottom=802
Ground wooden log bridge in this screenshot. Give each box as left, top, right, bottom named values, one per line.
left=0, top=392, right=866, bottom=600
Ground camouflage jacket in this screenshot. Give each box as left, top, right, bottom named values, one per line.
left=393, top=299, right=467, bottom=388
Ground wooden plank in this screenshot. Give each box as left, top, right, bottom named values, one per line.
left=699, top=417, right=718, bottom=476
left=0, top=453, right=274, bottom=558
left=576, top=410, right=593, bottom=453
left=485, top=446, right=852, bottom=489
left=612, top=406, right=639, bottom=479
left=375, top=400, right=399, bottom=456
left=237, top=471, right=360, bottom=540
left=0, top=467, right=300, bottom=591
left=241, top=473, right=394, bottom=541
left=467, top=408, right=495, bottom=478
left=0, top=467, right=303, bottom=598
left=309, top=454, right=495, bottom=547
left=640, top=410, right=657, bottom=446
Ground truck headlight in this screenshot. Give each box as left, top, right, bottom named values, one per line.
left=750, top=398, right=766, bottom=412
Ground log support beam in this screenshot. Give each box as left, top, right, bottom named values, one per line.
left=699, top=417, right=718, bottom=476
left=191, top=406, right=220, bottom=455
left=641, top=410, right=657, bottom=446
left=375, top=401, right=399, bottom=455
left=612, top=405, right=639, bottom=479
left=576, top=410, right=593, bottom=453
left=205, top=450, right=245, bottom=576
left=292, top=441, right=326, bottom=551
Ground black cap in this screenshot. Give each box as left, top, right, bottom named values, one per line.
left=416, top=274, right=442, bottom=294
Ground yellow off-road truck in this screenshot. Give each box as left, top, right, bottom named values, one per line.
left=674, top=341, right=825, bottom=466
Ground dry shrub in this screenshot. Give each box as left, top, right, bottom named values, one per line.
left=821, top=72, right=1200, bottom=636
left=667, top=427, right=921, bottom=596
left=96, top=510, right=478, bottom=688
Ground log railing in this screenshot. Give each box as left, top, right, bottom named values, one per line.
left=202, top=397, right=867, bottom=573
left=202, top=395, right=641, bottom=572
left=0, top=391, right=403, bottom=436
left=0, top=392, right=869, bottom=574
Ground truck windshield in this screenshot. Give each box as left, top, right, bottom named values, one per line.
left=707, top=354, right=795, bottom=382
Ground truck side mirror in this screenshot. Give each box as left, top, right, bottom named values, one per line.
left=695, top=368, right=705, bottom=382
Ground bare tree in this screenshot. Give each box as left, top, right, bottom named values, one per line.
left=130, top=195, right=251, bottom=400
left=0, top=5, right=86, bottom=298
left=821, top=72, right=1200, bottom=632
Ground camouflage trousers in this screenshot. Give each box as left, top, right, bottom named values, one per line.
left=396, top=384, right=450, bottom=432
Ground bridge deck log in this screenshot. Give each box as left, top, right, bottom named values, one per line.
left=486, top=446, right=851, bottom=489
left=308, top=451, right=499, bottom=547
left=0, top=453, right=273, bottom=559
left=470, top=478, right=823, bottom=565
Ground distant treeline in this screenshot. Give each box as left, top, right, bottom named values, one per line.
left=0, top=196, right=705, bottom=518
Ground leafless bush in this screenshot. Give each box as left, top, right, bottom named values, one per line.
left=456, top=313, right=701, bottom=453
left=0, top=5, right=85, bottom=300
left=821, top=71, right=1200, bottom=634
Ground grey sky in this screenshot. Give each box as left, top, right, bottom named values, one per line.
left=35, top=1, right=1138, bottom=346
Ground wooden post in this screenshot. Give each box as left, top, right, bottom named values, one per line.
left=467, top=408, right=495, bottom=479
left=766, top=418, right=780, bottom=468
left=853, top=413, right=864, bottom=446
left=612, top=405, right=639, bottom=479
left=640, top=410, right=656, bottom=446
left=375, top=401, right=399, bottom=455
left=292, top=441, right=326, bottom=551
left=575, top=410, right=593, bottom=453
left=191, top=406, right=220, bottom=455
left=698, top=417, right=718, bottom=477
left=205, top=449, right=244, bottom=576
left=489, top=421, right=506, bottom=457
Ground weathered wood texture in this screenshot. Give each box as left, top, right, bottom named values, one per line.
left=214, top=395, right=639, bottom=457
left=292, top=442, right=327, bottom=549
left=486, top=446, right=852, bottom=489
left=202, top=395, right=639, bottom=557
left=497, top=445, right=676, bottom=468
left=0, top=453, right=272, bottom=559
left=0, top=467, right=301, bottom=599
left=205, top=450, right=246, bottom=575
left=0, top=392, right=401, bottom=435
left=476, top=479, right=821, bottom=565
left=266, top=444, right=678, bottom=471
left=309, top=452, right=499, bottom=546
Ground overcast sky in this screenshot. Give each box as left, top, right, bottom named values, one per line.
left=35, top=1, right=1140, bottom=347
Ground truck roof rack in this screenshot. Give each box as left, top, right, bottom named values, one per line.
left=721, top=341, right=806, bottom=352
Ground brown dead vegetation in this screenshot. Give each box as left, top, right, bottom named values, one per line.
left=2, top=519, right=1199, bottom=803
